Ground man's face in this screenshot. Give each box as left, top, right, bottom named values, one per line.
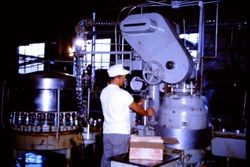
left=117, top=75, right=127, bottom=87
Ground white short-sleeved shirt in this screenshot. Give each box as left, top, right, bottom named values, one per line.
left=100, top=84, right=134, bottom=134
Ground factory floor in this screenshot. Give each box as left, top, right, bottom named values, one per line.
left=14, top=143, right=103, bottom=167
left=0, top=128, right=246, bottom=167
left=11, top=147, right=246, bottom=167
left=0, top=128, right=103, bottom=167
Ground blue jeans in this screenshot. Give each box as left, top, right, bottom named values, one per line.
left=101, top=133, right=130, bottom=167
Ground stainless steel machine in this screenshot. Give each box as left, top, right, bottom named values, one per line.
left=8, top=71, right=81, bottom=167
left=71, top=8, right=245, bottom=166
left=120, top=12, right=210, bottom=166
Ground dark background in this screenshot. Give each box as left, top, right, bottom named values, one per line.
left=0, top=0, right=248, bottom=166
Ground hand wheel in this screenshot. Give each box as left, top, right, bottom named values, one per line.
left=142, top=61, right=164, bottom=85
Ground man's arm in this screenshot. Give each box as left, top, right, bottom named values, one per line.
left=129, top=101, right=155, bottom=116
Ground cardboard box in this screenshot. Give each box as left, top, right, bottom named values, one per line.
left=129, top=135, right=164, bottom=161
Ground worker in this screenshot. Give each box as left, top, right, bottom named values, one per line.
left=100, top=64, right=155, bottom=167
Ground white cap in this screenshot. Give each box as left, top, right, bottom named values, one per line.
left=107, top=64, right=129, bottom=77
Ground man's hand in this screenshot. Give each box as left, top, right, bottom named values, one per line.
left=136, top=98, right=144, bottom=106
left=145, top=108, right=155, bottom=116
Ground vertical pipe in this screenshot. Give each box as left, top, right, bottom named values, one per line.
left=116, top=34, right=121, bottom=64
left=56, top=89, right=60, bottom=140
left=197, top=1, right=205, bottom=73
left=87, top=88, right=91, bottom=118
left=183, top=18, right=186, bottom=47
left=214, top=1, right=219, bottom=58
left=204, top=1, right=219, bottom=59
left=91, top=12, right=96, bottom=90
left=149, top=85, right=160, bottom=112
left=88, top=12, right=96, bottom=119
left=143, top=96, right=149, bottom=126
left=121, top=36, right=125, bottom=65
left=197, top=1, right=205, bottom=93
left=149, top=85, right=159, bottom=124
left=114, top=21, right=118, bottom=62
left=241, top=89, right=247, bottom=128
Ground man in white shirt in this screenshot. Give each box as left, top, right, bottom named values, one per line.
left=100, top=64, right=155, bottom=167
